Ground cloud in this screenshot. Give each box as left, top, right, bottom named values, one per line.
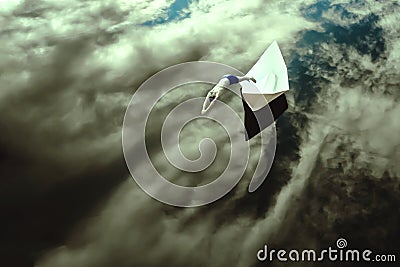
left=258, top=0, right=400, bottom=257
left=15, top=0, right=317, bottom=266
left=1, top=0, right=399, bottom=266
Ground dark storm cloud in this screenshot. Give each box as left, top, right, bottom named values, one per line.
left=25, top=0, right=318, bottom=266
left=0, top=0, right=196, bottom=265
left=0, top=23, right=125, bottom=267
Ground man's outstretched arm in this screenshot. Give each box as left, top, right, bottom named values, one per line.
left=202, top=91, right=212, bottom=112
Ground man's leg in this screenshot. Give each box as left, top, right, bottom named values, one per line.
left=237, top=75, right=256, bottom=83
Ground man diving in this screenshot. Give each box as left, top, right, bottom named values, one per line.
left=201, top=74, right=256, bottom=114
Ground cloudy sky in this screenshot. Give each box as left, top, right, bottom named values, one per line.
left=0, top=0, right=399, bottom=266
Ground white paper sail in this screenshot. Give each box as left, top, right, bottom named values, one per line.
left=240, top=41, right=289, bottom=111
left=239, top=41, right=290, bottom=192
